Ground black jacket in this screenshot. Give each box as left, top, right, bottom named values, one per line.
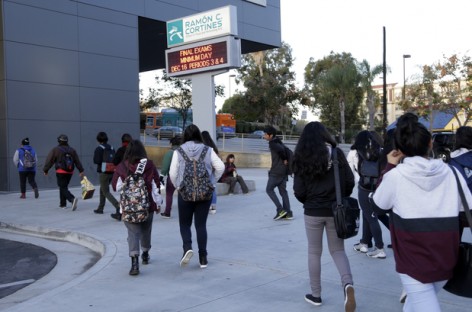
left=268, top=137, right=288, bottom=177
left=293, top=147, right=354, bottom=217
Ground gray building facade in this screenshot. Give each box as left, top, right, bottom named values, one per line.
left=0, top=0, right=281, bottom=191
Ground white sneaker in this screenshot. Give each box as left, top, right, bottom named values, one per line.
left=209, top=205, right=216, bottom=214
left=344, top=284, right=356, bottom=312
left=71, top=198, right=78, bottom=211
left=180, top=250, right=193, bottom=267
left=366, top=247, right=386, bottom=259
left=399, top=289, right=407, bottom=303
left=353, top=243, right=368, bottom=253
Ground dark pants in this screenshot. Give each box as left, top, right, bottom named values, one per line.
left=226, top=175, right=249, bottom=194
left=97, top=173, right=120, bottom=212
left=164, top=176, right=176, bottom=215
left=56, top=173, right=74, bottom=206
left=358, top=187, right=384, bottom=249
left=266, top=174, right=291, bottom=213
left=177, top=194, right=211, bottom=257
left=19, top=171, right=37, bottom=193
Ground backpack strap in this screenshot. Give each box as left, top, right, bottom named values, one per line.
left=177, top=147, right=191, bottom=162
left=135, top=159, right=147, bottom=175
left=199, top=146, right=209, bottom=161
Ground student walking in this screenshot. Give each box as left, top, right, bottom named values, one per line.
left=169, top=125, right=224, bottom=268
left=112, top=140, right=161, bottom=276
left=263, top=125, right=292, bottom=220
left=372, top=115, right=469, bottom=311
left=43, top=134, right=84, bottom=210
left=93, top=131, right=121, bottom=220
left=113, top=133, right=132, bottom=166
left=13, top=138, right=39, bottom=199
left=160, top=135, right=181, bottom=218
left=292, top=121, right=356, bottom=311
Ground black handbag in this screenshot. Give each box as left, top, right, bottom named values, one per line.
left=331, top=148, right=360, bottom=239
left=443, top=167, right=472, bottom=298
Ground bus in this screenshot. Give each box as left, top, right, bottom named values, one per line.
left=141, top=110, right=236, bottom=137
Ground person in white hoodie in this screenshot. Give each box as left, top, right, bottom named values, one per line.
left=169, top=125, right=224, bottom=269
left=372, top=114, right=471, bottom=312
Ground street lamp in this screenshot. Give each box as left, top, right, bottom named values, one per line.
left=228, top=74, right=236, bottom=98
left=403, top=54, right=411, bottom=100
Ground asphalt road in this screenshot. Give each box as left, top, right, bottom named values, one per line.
left=0, top=239, right=57, bottom=299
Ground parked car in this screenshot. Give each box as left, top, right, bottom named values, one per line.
left=152, top=126, right=182, bottom=139
left=431, top=132, right=455, bottom=162
left=246, top=130, right=265, bottom=139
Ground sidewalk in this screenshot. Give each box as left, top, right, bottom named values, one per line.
left=0, top=168, right=471, bottom=312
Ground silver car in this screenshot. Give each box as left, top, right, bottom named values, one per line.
left=152, top=126, right=183, bottom=139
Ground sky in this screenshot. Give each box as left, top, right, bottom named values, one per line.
left=140, top=0, right=471, bottom=112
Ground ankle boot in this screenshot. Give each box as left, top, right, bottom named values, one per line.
left=20, top=193, right=26, bottom=199
left=142, top=251, right=149, bottom=265
left=129, top=256, right=139, bottom=276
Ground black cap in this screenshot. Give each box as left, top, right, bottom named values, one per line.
left=57, top=134, right=68, bottom=143
left=21, top=138, right=29, bottom=145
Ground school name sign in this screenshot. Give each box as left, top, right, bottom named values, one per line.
left=166, top=6, right=238, bottom=48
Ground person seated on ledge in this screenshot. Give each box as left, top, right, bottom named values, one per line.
left=219, top=154, right=249, bottom=195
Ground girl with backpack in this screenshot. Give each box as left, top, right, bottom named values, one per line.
left=112, top=140, right=162, bottom=276
left=169, top=125, right=224, bottom=269
left=13, top=137, right=39, bottom=199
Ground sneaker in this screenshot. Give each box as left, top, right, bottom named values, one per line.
left=273, top=210, right=287, bottom=220
left=199, top=255, right=208, bottom=268
left=344, top=284, right=356, bottom=312
left=366, top=247, right=386, bottom=259
left=209, top=205, right=216, bottom=215
left=59, top=205, right=67, bottom=209
left=304, top=294, right=322, bottom=306
left=93, top=209, right=104, bottom=214
left=180, top=249, right=193, bottom=267
left=71, top=198, right=78, bottom=211
left=399, top=289, right=407, bottom=303
left=353, top=243, right=369, bottom=253
left=284, top=211, right=293, bottom=220
left=34, top=188, right=39, bottom=199
left=160, top=212, right=171, bottom=219
left=110, top=213, right=122, bottom=221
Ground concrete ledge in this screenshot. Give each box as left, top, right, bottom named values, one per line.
left=216, top=180, right=256, bottom=195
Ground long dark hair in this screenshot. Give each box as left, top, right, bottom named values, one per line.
left=454, top=126, right=472, bottom=150
left=123, top=140, right=147, bottom=164
left=202, top=130, right=219, bottom=154
left=182, top=124, right=203, bottom=144
left=352, top=130, right=382, bottom=161
left=394, top=114, right=431, bottom=157
left=293, top=121, right=337, bottom=179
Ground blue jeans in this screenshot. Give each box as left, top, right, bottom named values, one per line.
left=399, top=273, right=446, bottom=312
left=266, top=174, right=291, bottom=213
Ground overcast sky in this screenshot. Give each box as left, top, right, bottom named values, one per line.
left=141, top=0, right=471, bottom=110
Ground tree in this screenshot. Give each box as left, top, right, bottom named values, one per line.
left=404, top=53, right=472, bottom=131
left=141, top=70, right=225, bottom=129
left=358, top=60, right=384, bottom=131
left=235, top=42, right=303, bottom=132
left=304, top=52, right=363, bottom=142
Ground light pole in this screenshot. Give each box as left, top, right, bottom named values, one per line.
left=403, top=54, right=411, bottom=100
left=228, top=74, right=236, bottom=98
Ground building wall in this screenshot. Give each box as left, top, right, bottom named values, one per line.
left=0, top=0, right=281, bottom=191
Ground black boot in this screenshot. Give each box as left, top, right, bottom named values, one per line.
left=142, top=251, right=149, bottom=265
left=129, top=256, right=139, bottom=276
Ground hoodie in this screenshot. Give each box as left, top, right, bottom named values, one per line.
left=373, top=156, right=471, bottom=283
left=169, top=141, right=224, bottom=189
left=449, top=148, right=472, bottom=194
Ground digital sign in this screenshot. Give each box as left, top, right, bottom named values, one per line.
left=167, top=41, right=227, bottom=75
left=165, top=36, right=241, bottom=77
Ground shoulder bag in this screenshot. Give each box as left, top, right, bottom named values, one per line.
left=443, top=167, right=472, bottom=298
left=332, top=148, right=360, bottom=239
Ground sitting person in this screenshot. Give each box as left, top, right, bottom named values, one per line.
left=220, top=154, right=249, bottom=195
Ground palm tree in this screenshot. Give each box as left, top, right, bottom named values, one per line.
left=359, top=60, right=384, bottom=130
left=323, top=63, right=360, bottom=143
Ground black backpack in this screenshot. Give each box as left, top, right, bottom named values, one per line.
left=100, top=144, right=116, bottom=173
left=58, top=147, right=75, bottom=172
left=177, top=146, right=214, bottom=202
left=283, top=144, right=294, bottom=176
left=358, top=138, right=381, bottom=189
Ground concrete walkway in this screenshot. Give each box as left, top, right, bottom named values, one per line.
left=0, top=168, right=471, bottom=312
